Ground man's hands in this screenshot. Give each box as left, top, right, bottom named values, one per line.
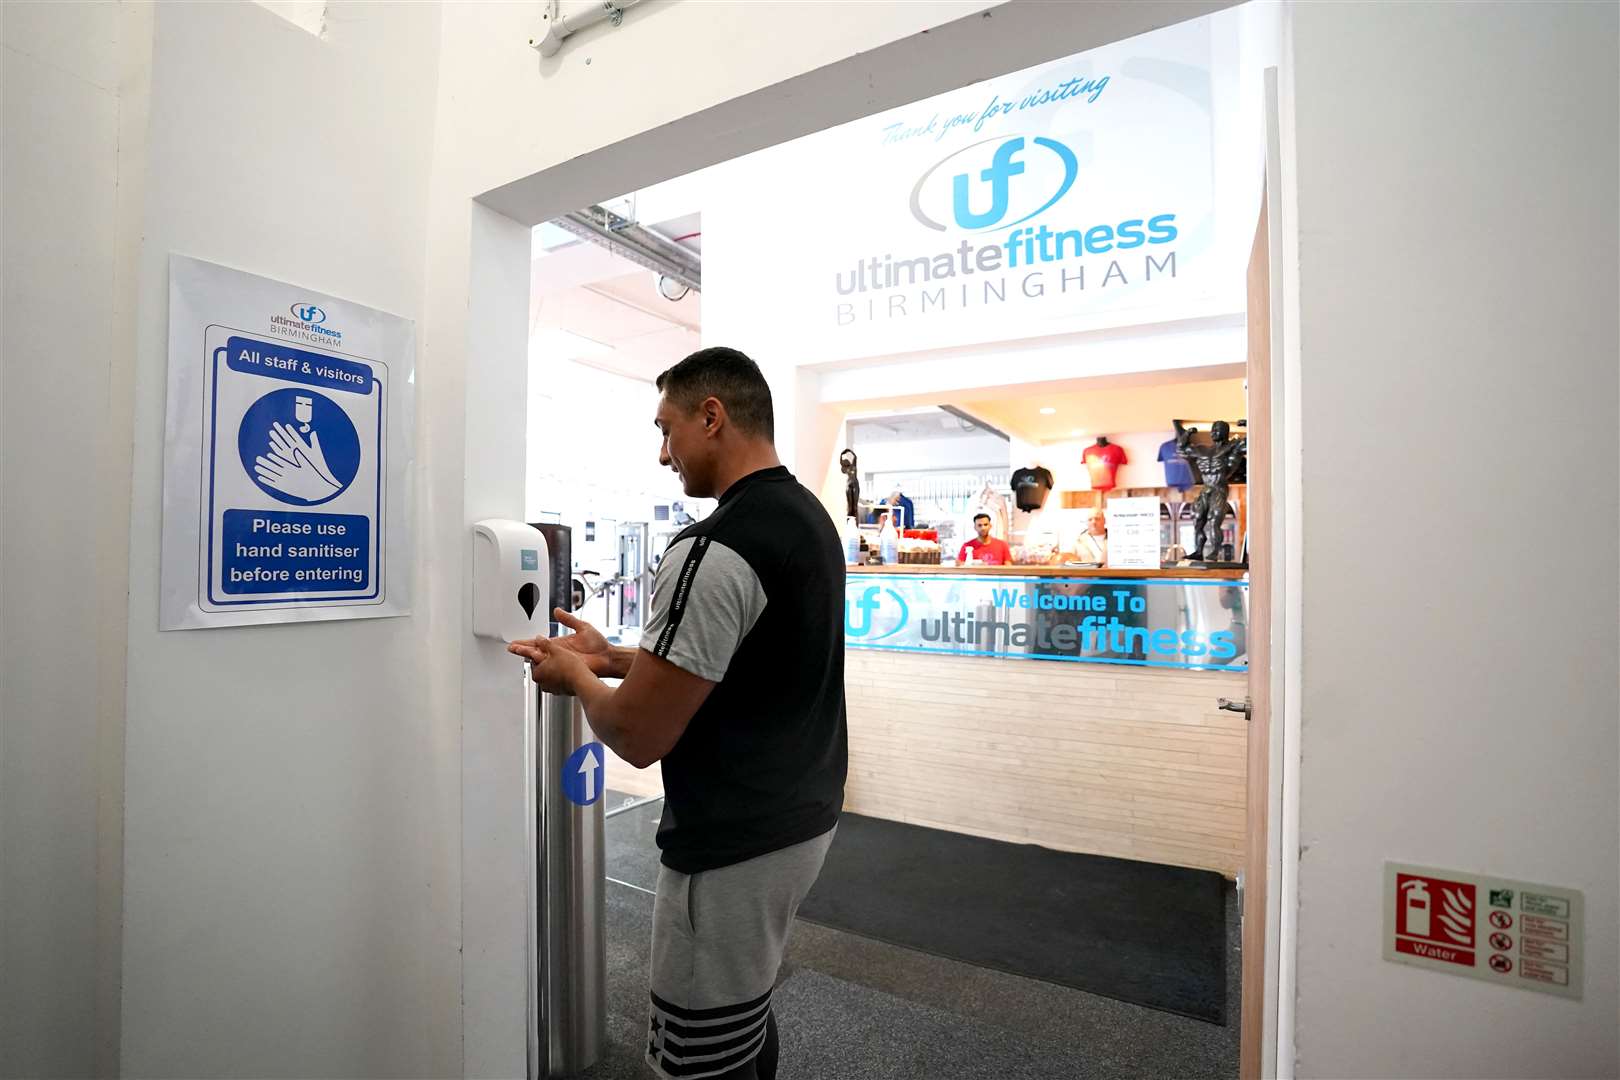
left=551, top=609, right=619, bottom=673
left=507, top=608, right=713, bottom=769
left=508, top=608, right=624, bottom=694
left=507, top=634, right=590, bottom=695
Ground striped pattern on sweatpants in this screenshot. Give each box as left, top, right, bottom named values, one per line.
left=646, top=827, right=835, bottom=1079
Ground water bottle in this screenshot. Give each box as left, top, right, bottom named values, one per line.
left=878, top=514, right=898, bottom=565
left=843, top=517, right=860, bottom=565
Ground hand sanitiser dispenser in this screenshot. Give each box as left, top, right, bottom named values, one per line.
left=472, top=519, right=551, bottom=643
left=470, top=519, right=605, bottom=1079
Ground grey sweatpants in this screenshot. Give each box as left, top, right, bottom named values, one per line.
left=645, top=828, right=836, bottom=1079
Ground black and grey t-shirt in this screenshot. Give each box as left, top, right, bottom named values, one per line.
left=1011, top=465, right=1055, bottom=511
left=643, top=466, right=848, bottom=873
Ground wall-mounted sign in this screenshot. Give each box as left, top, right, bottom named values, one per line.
left=1384, top=862, right=1584, bottom=1000
left=159, top=256, right=414, bottom=629
left=843, top=573, right=1246, bottom=672
left=706, top=13, right=1264, bottom=367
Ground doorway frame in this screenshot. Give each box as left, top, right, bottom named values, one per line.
left=461, top=3, right=1296, bottom=1075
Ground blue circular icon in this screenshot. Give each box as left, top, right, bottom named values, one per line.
left=238, top=388, right=361, bottom=506
left=562, top=742, right=605, bottom=806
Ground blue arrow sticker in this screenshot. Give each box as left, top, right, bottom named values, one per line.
left=561, top=742, right=605, bottom=806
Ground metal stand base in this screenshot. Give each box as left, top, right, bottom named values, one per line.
left=526, top=681, right=606, bottom=1080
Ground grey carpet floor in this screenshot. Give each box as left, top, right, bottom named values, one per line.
left=579, top=793, right=1239, bottom=1080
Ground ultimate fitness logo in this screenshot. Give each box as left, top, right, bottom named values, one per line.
left=844, top=585, right=910, bottom=643
left=844, top=580, right=1243, bottom=669
left=833, top=135, right=1179, bottom=327
left=271, top=302, right=344, bottom=348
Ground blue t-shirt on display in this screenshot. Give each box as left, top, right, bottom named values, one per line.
left=1158, top=438, right=1195, bottom=489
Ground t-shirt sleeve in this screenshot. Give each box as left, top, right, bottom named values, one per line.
left=642, top=536, right=768, bottom=683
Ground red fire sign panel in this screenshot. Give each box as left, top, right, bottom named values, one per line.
left=1384, top=863, right=1583, bottom=1000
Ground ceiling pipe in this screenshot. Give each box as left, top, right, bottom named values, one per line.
left=529, top=0, right=645, bottom=57
left=553, top=204, right=702, bottom=294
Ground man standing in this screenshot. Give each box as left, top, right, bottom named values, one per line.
left=510, top=347, right=846, bottom=1080
left=957, top=512, right=1013, bottom=566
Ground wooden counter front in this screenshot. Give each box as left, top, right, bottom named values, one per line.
left=844, top=650, right=1246, bottom=877
left=843, top=563, right=1248, bottom=876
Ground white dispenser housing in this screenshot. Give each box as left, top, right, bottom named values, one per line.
left=472, top=519, right=550, bottom=642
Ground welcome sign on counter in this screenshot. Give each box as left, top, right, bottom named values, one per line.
left=844, top=573, right=1248, bottom=672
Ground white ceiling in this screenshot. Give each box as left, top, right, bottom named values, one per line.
left=847, top=408, right=1000, bottom=444
left=959, top=375, right=1247, bottom=444
left=530, top=213, right=701, bottom=384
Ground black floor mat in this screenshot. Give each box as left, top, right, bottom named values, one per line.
left=797, top=813, right=1227, bottom=1023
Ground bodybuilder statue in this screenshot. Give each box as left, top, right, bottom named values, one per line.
left=1174, top=419, right=1247, bottom=563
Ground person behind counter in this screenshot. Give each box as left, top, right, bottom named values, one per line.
left=957, top=512, right=1013, bottom=566
left=1074, top=508, right=1108, bottom=563
left=888, top=488, right=916, bottom=530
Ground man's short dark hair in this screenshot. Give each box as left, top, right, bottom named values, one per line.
left=973, top=513, right=991, bottom=525
left=656, top=347, right=775, bottom=440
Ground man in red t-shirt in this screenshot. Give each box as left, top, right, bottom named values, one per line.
left=957, top=513, right=1013, bottom=566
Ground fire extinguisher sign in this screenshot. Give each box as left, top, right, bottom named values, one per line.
left=1383, top=862, right=1584, bottom=1000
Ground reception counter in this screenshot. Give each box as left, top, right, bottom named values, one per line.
left=604, top=564, right=1250, bottom=877
left=841, top=565, right=1248, bottom=876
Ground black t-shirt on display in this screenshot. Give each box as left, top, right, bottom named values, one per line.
left=642, top=466, right=848, bottom=873
left=1010, top=466, right=1055, bottom=512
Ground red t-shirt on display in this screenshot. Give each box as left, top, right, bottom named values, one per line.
left=1083, top=442, right=1128, bottom=490
left=957, top=538, right=1012, bottom=566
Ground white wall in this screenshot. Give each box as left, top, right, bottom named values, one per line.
left=118, top=4, right=452, bottom=1077
left=458, top=203, right=535, bottom=1080
left=814, top=317, right=1245, bottom=411
left=848, top=432, right=1011, bottom=477
left=1285, top=3, right=1619, bottom=1076
left=2, top=2, right=150, bottom=1076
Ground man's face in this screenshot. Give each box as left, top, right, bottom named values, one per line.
left=1089, top=511, right=1107, bottom=535
left=975, top=517, right=992, bottom=541
left=655, top=395, right=714, bottom=498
